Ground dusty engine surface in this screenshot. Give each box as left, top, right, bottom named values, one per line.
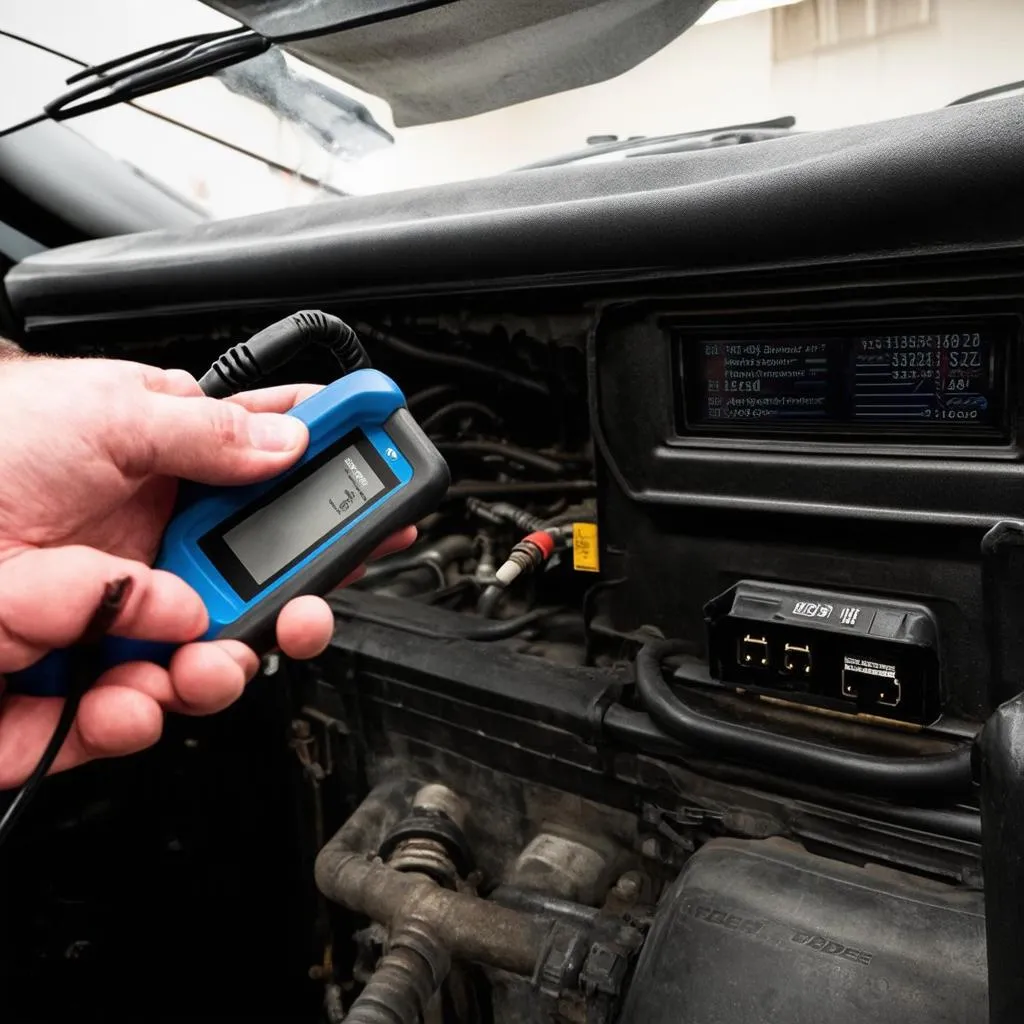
left=308, top=766, right=986, bottom=1024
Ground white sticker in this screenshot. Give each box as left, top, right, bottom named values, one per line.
left=843, top=657, right=896, bottom=679
left=842, top=656, right=901, bottom=707
left=839, top=606, right=861, bottom=626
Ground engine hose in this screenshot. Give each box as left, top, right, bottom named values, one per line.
left=359, top=535, right=474, bottom=596
left=342, top=920, right=450, bottom=1024
left=437, top=440, right=565, bottom=476
left=466, top=497, right=546, bottom=533
left=635, top=640, right=975, bottom=800
left=420, top=401, right=501, bottom=435
left=329, top=594, right=557, bottom=641
left=476, top=584, right=504, bottom=618
left=315, top=786, right=552, bottom=979
left=358, top=323, right=549, bottom=397
left=358, top=555, right=447, bottom=588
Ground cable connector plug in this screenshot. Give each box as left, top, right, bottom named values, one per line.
left=494, top=531, right=556, bottom=587
left=198, top=310, right=369, bottom=398
left=466, top=497, right=546, bottom=533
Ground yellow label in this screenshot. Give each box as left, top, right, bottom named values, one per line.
left=572, top=522, right=600, bottom=573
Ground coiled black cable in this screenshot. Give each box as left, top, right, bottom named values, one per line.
left=199, top=310, right=369, bottom=397
left=635, top=639, right=975, bottom=800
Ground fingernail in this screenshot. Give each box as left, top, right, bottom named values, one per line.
left=225, top=643, right=260, bottom=683
left=248, top=414, right=305, bottom=452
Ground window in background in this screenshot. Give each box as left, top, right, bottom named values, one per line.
left=774, top=0, right=932, bottom=59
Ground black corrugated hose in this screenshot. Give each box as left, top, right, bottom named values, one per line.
left=199, top=310, right=369, bottom=397
left=634, top=639, right=975, bottom=800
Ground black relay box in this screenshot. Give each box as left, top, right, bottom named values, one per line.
left=704, top=581, right=941, bottom=726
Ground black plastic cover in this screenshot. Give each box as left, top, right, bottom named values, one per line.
left=617, top=838, right=987, bottom=1024
left=705, top=581, right=941, bottom=725
left=7, top=98, right=1024, bottom=330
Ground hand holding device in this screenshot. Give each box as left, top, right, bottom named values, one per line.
left=0, top=315, right=446, bottom=795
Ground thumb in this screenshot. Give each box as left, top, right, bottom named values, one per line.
left=0, top=546, right=208, bottom=672
left=125, top=390, right=309, bottom=485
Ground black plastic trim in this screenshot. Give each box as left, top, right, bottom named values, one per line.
left=6, top=98, right=1024, bottom=330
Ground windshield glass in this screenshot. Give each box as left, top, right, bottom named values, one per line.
left=1, top=0, right=1021, bottom=219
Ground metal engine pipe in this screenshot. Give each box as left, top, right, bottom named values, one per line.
left=341, top=919, right=450, bottom=1024
left=315, top=783, right=553, bottom=1005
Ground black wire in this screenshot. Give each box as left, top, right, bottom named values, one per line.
left=420, top=401, right=502, bottom=435
left=198, top=310, right=367, bottom=397
left=0, top=113, right=48, bottom=143
left=0, top=29, right=344, bottom=197
left=0, top=28, right=84, bottom=64
left=65, top=28, right=248, bottom=85
left=437, top=440, right=565, bottom=476
left=407, top=385, right=459, bottom=411
left=46, top=33, right=270, bottom=122
left=446, top=481, right=596, bottom=499
left=126, top=103, right=349, bottom=198
left=328, top=597, right=557, bottom=641
left=359, top=323, right=550, bottom=398
left=0, top=577, right=133, bottom=849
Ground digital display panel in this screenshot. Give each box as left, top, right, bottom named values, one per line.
left=200, top=430, right=399, bottom=600
left=680, top=325, right=1010, bottom=441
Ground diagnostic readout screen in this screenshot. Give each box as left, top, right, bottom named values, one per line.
left=223, top=443, right=386, bottom=586
left=681, top=327, right=1009, bottom=439
left=200, top=429, right=399, bottom=601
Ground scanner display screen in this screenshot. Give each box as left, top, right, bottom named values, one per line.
left=201, top=430, right=399, bottom=600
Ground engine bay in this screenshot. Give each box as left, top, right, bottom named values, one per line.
left=4, top=92, right=1024, bottom=1024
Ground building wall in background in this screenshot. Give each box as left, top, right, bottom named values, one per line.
left=2, top=0, right=1020, bottom=214
left=348, top=0, right=1023, bottom=192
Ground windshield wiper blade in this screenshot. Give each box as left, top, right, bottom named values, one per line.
left=521, top=115, right=797, bottom=169
left=948, top=79, right=1024, bottom=106
left=44, top=28, right=270, bottom=122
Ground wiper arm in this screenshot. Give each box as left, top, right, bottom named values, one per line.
left=45, top=28, right=270, bottom=121
left=948, top=79, right=1024, bottom=106
left=522, top=115, right=797, bottom=169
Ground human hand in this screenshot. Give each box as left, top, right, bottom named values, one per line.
left=0, top=357, right=415, bottom=787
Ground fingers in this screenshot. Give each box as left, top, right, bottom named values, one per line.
left=364, top=525, right=418, bottom=564
left=99, top=593, right=336, bottom=712
left=276, top=596, right=335, bottom=659
left=168, top=640, right=257, bottom=713
left=95, top=639, right=257, bottom=717
left=61, top=686, right=163, bottom=770
left=0, top=522, right=421, bottom=787
left=0, top=687, right=163, bottom=789
left=125, top=372, right=322, bottom=485
left=227, top=383, right=324, bottom=413
left=142, top=367, right=204, bottom=398
left=141, top=368, right=321, bottom=412
left=127, top=390, right=309, bottom=485
left=0, top=546, right=208, bottom=671
left=0, top=643, right=250, bottom=788
left=274, top=527, right=418, bottom=657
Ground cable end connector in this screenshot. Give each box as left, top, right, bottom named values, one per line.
left=197, top=311, right=370, bottom=398
left=493, top=531, right=556, bottom=587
